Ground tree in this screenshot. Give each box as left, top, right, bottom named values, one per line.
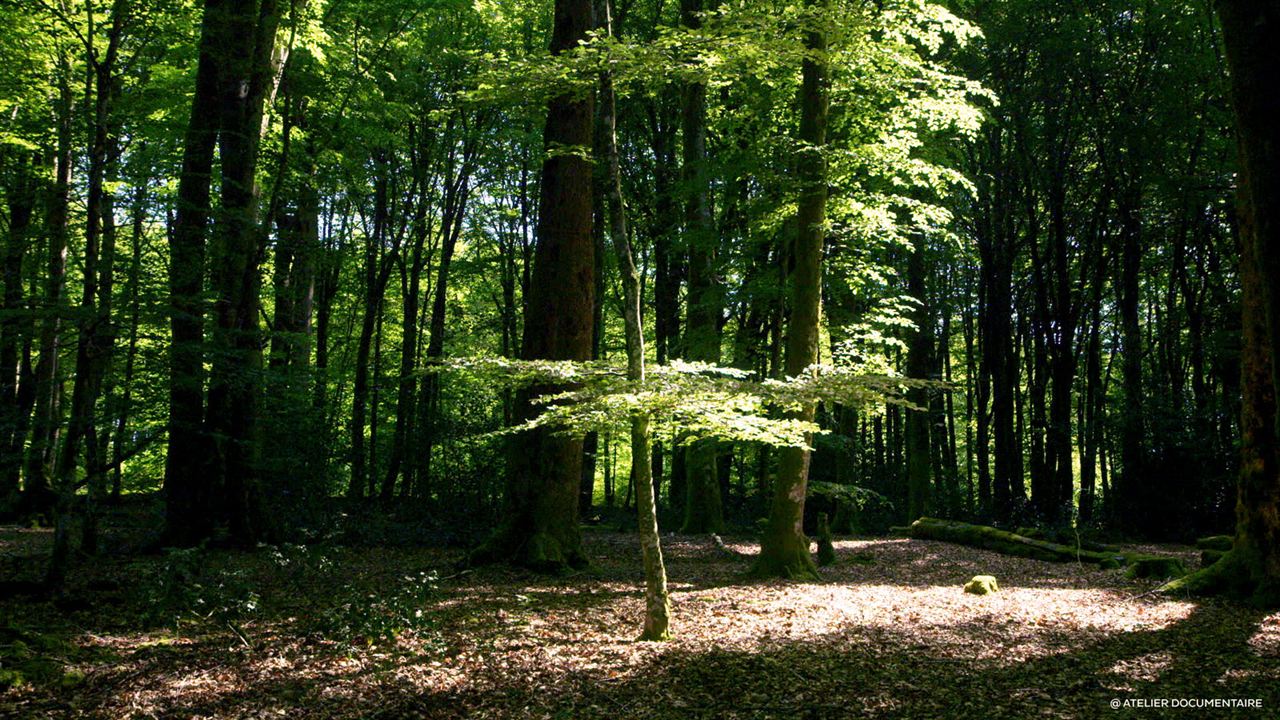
left=679, top=0, right=725, bottom=535
left=752, top=0, right=829, bottom=581
left=163, top=0, right=224, bottom=545
left=470, top=0, right=596, bottom=571
left=164, top=0, right=283, bottom=544
left=600, top=0, right=670, bottom=639
left=1161, top=0, right=1280, bottom=606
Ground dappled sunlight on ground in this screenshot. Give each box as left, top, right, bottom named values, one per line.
left=0, top=525, right=52, bottom=556
left=3, top=529, right=1277, bottom=718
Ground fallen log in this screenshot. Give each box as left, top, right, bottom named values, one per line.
left=1195, top=535, right=1233, bottom=552
left=907, top=517, right=1127, bottom=568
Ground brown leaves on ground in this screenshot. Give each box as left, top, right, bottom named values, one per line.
left=3, top=528, right=1279, bottom=719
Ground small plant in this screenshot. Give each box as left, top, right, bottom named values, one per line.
left=135, top=547, right=260, bottom=647
left=309, top=571, right=443, bottom=651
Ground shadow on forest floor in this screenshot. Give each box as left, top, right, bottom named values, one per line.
left=2, top=526, right=1276, bottom=719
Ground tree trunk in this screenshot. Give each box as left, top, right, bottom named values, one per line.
left=47, top=7, right=127, bottom=584
left=111, top=179, right=147, bottom=502
left=905, top=238, right=933, bottom=521
left=1163, top=0, right=1280, bottom=605
left=600, top=7, right=670, bottom=634
left=349, top=155, right=394, bottom=500
left=0, top=155, right=35, bottom=510
left=678, top=0, right=724, bottom=535
left=470, top=0, right=595, bottom=571
left=1114, top=184, right=1146, bottom=534
left=414, top=143, right=472, bottom=502
left=380, top=126, right=432, bottom=502
left=24, top=57, right=74, bottom=518
left=163, top=0, right=224, bottom=544
left=203, top=0, right=283, bottom=543
left=753, top=0, right=827, bottom=580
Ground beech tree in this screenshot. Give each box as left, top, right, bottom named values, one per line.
left=0, top=0, right=1257, bottom=616
left=1161, top=0, right=1280, bottom=605
left=753, top=0, right=829, bottom=581
left=470, top=0, right=597, bottom=571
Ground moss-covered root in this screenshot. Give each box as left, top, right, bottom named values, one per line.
left=468, top=526, right=588, bottom=574
left=816, top=513, right=836, bottom=567
left=1201, top=549, right=1226, bottom=568
left=1125, top=557, right=1187, bottom=580
left=1159, top=550, right=1245, bottom=597
left=1158, top=549, right=1280, bottom=607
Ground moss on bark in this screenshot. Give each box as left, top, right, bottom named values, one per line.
left=908, top=517, right=1125, bottom=566
left=1196, top=535, right=1234, bottom=552
left=1125, top=557, right=1186, bottom=580
left=1159, top=547, right=1280, bottom=607
left=1201, top=549, right=1226, bottom=568
left=468, top=518, right=588, bottom=574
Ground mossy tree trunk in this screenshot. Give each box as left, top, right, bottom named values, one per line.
left=909, top=517, right=1124, bottom=566
left=599, top=0, right=671, bottom=635
left=471, top=0, right=595, bottom=572
left=1162, top=0, right=1280, bottom=606
left=679, top=0, right=725, bottom=536
left=752, top=0, right=827, bottom=581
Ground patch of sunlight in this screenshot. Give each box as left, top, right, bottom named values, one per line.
left=1108, top=651, right=1175, bottom=683
left=1248, top=615, right=1280, bottom=657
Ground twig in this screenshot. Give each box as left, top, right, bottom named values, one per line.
left=225, top=620, right=254, bottom=651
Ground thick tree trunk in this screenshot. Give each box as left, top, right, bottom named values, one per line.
left=471, top=0, right=595, bottom=571
left=753, top=0, right=827, bottom=580
left=163, top=0, right=225, bottom=544
left=0, top=156, right=35, bottom=510
left=1162, top=0, right=1280, bottom=605
left=678, top=0, right=724, bottom=535
left=202, top=0, right=283, bottom=543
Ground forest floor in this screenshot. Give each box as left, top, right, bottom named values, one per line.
left=2, top=512, right=1279, bottom=719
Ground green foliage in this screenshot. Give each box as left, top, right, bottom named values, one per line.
left=438, top=357, right=940, bottom=450
left=0, top=622, right=80, bottom=691
left=311, top=570, right=443, bottom=651
left=135, top=548, right=261, bottom=640
left=266, top=544, right=444, bottom=651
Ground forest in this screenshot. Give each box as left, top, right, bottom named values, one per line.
left=1, top=0, right=1279, bottom=717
